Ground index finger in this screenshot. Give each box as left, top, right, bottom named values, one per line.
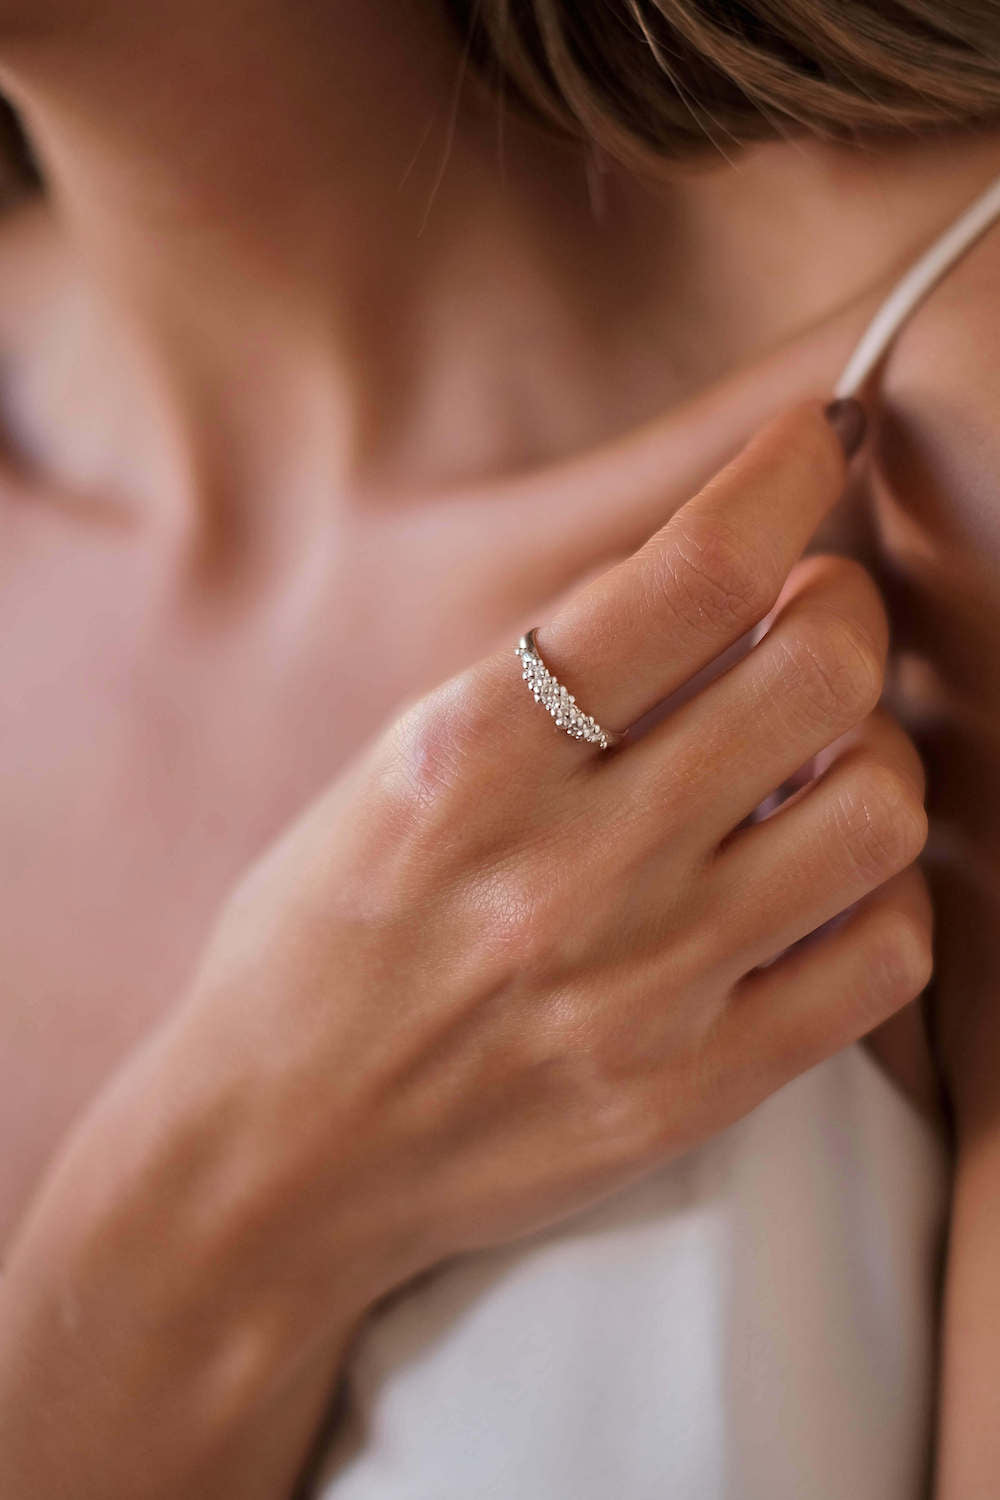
left=531, top=398, right=864, bottom=739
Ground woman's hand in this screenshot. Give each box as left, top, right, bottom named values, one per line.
left=172, top=397, right=929, bottom=1307
left=0, top=400, right=931, bottom=1500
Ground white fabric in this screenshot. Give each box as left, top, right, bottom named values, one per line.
left=314, top=171, right=1000, bottom=1498
left=317, top=1051, right=945, bottom=1499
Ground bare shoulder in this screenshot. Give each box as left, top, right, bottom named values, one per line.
left=883, top=213, right=1000, bottom=1498
left=878, top=212, right=1000, bottom=547
left=872, top=220, right=1000, bottom=1131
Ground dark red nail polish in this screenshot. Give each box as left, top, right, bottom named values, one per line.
left=823, top=396, right=867, bottom=459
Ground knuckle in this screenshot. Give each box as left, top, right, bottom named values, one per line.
left=566, top=1043, right=649, bottom=1143
left=836, top=763, right=929, bottom=881
left=782, top=611, right=884, bottom=729
left=649, top=514, right=778, bottom=638
left=562, top=1035, right=674, bottom=1168
left=511, top=1026, right=665, bottom=1176
left=867, top=909, right=934, bottom=1007
left=385, top=659, right=511, bottom=814
left=386, top=689, right=474, bottom=811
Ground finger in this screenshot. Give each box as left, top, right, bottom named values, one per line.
left=484, top=554, right=631, bottom=661
left=708, top=707, right=928, bottom=973
left=802, top=686, right=925, bottom=792
left=715, top=864, right=933, bottom=1102
left=530, top=399, right=858, bottom=736
left=613, top=553, right=889, bottom=847
left=751, top=694, right=925, bottom=822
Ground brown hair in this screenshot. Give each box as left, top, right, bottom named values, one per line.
left=0, top=95, right=37, bottom=207
left=444, top=0, right=1000, bottom=168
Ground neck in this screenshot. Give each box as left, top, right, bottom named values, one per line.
left=3, top=3, right=1000, bottom=549
left=1, top=1, right=535, bottom=521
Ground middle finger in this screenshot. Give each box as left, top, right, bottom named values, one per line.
left=604, top=553, right=889, bottom=850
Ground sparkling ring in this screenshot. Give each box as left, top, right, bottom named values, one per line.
left=515, top=628, right=625, bottom=751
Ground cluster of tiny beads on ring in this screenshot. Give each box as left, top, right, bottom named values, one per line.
left=515, top=634, right=615, bottom=750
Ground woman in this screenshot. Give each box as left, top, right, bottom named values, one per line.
left=0, top=1, right=995, bottom=1495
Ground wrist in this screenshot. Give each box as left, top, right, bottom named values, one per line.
left=1, top=1019, right=375, bottom=1455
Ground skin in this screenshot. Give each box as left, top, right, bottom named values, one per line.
left=0, top=0, right=995, bottom=1493
left=0, top=408, right=934, bottom=1499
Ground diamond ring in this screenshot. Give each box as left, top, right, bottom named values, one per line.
left=515, top=628, right=625, bottom=752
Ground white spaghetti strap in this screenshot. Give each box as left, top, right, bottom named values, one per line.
left=834, top=169, right=1000, bottom=399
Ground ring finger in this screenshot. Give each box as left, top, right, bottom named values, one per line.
left=515, top=400, right=853, bottom=743
left=608, top=552, right=890, bottom=848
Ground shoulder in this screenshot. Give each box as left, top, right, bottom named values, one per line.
left=877, top=218, right=1000, bottom=555
left=872, top=219, right=1000, bottom=1130
left=870, top=224, right=1000, bottom=1496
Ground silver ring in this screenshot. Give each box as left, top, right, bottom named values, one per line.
left=515, top=628, right=625, bottom=752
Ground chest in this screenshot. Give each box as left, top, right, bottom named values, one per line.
left=0, top=474, right=653, bottom=1241
left=0, top=426, right=963, bottom=1243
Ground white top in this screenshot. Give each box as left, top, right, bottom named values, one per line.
left=313, top=170, right=1000, bottom=1499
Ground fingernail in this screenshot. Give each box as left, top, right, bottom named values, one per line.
left=823, top=396, right=867, bottom=459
